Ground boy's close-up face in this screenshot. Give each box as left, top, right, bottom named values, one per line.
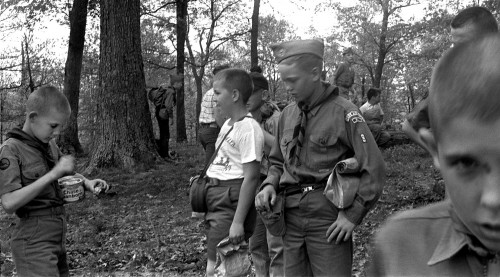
left=278, top=62, right=316, bottom=105
left=29, top=108, right=69, bottom=143
left=435, top=116, right=500, bottom=252
left=246, top=89, right=264, bottom=113
left=213, top=80, right=233, bottom=114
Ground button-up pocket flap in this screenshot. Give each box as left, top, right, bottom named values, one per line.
left=309, top=133, right=337, bottom=147
left=22, top=164, right=46, bottom=180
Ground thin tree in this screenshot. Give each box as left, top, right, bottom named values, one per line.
left=250, top=0, right=260, bottom=69
left=175, top=0, right=188, bottom=142
left=60, top=0, right=89, bottom=155
left=87, top=0, right=157, bottom=170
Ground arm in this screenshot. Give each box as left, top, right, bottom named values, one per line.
left=229, top=161, right=260, bottom=245
left=334, top=64, right=346, bottom=84
left=255, top=112, right=285, bottom=212
left=1, top=155, right=74, bottom=214
left=343, top=111, right=385, bottom=224
left=73, top=173, right=111, bottom=194
left=402, top=119, right=431, bottom=153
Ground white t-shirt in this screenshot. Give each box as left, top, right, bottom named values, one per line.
left=360, top=102, right=384, bottom=124
left=207, top=115, right=264, bottom=180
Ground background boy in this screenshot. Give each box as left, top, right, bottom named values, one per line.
left=204, top=68, right=264, bottom=276
left=360, top=88, right=391, bottom=147
left=247, top=71, right=284, bottom=277
left=402, top=6, right=498, bottom=152
left=369, top=34, right=500, bottom=276
left=0, top=85, right=110, bottom=276
left=198, top=64, right=230, bottom=164
left=332, top=47, right=360, bottom=105
left=255, top=39, right=385, bottom=276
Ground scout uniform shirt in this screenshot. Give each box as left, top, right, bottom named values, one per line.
left=369, top=200, right=500, bottom=277
left=0, top=128, right=64, bottom=217
left=263, top=83, right=385, bottom=225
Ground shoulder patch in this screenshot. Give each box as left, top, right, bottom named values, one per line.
left=0, top=158, right=10, bottom=170
left=345, top=110, right=365, bottom=124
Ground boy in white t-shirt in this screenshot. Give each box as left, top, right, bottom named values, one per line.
left=204, top=68, right=264, bottom=277
left=360, top=88, right=390, bottom=146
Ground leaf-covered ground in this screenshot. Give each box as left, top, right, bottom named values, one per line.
left=0, top=143, right=444, bottom=276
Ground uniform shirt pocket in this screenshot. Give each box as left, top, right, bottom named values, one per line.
left=280, top=129, right=294, bottom=160
left=21, top=163, right=47, bottom=186
left=307, top=132, right=339, bottom=169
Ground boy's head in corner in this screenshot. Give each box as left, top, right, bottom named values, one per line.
left=450, top=6, right=498, bottom=46
left=422, top=34, right=500, bottom=252
left=24, top=85, right=71, bottom=143
left=213, top=68, right=253, bottom=116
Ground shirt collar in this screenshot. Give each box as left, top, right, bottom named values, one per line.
left=428, top=201, right=493, bottom=265
left=304, top=82, right=337, bottom=117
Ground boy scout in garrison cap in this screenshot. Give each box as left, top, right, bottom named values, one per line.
left=255, top=39, right=385, bottom=276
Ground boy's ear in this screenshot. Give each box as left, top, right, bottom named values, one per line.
left=232, top=89, right=240, bottom=102
left=262, top=90, right=270, bottom=101
left=311, top=66, right=321, bottom=82
left=419, top=128, right=440, bottom=169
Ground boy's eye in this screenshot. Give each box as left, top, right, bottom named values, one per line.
left=451, top=157, right=480, bottom=172
left=50, top=124, right=59, bottom=129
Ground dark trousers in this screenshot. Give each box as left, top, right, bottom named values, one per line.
left=155, top=109, right=170, bottom=158
left=284, top=190, right=352, bottom=277
left=198, top=125, right=219, bottom=164
left=11, top=214, right=69, bottom=277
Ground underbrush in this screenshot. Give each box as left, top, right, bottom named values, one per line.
left=0, top=143, right=444, bottom=276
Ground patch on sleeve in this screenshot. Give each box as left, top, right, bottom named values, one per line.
left=361, top=134, right=367, bottom=143
left=345, top=111, right=365, bottom=124
left=0, top=158, right=10, bottom=170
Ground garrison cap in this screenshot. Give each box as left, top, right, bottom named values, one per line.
left=250, top=72, right=269, bottom=91
left=270, top=39, right=324, bottom=64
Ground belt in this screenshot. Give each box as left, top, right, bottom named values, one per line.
left=200, top=122, right=218, bottom=128
left=284, top=184, right=326, bottom=196
left=209, top=178, right=244, bottom=186
left=17, top=206, right=65, bottom=218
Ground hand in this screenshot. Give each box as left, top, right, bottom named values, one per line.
left=52, top=155, right=75, bottom=178
left=326, top=211, right=356, bottom=244
left=228, top=222, right=245, bottom=245
left=255, top=185, right=276, bottom=213
left=85, top=179, right=111, bottom=195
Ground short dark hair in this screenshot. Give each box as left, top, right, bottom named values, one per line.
left=429, top=33, right=500, bottom=139
left=214, top=68, right=254, bottom=103
left=451, top=6, right=498, bottom=34
left=26, top=85, right=71, bottom=116
left=367, top=88, right=381, bottom=100
left=212, top=64, right=230, bottom=75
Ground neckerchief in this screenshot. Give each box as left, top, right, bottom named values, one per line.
left=7, top=128, right=55, bottom=169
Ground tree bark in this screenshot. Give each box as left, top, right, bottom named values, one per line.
left=175, top=0, right=188, bottom=142
left=60, top=0, right=88, bottom=155
left=250, top=0, right=260, bottom=69
left=88, top=0, right=157, bottom=171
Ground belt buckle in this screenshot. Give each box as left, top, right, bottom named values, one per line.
left=301, top=186, right=313, bottom=193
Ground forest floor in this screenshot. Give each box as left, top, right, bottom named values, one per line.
left=0, top=142, right=444, bottom=277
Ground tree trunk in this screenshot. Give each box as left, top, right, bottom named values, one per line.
left=250, top=0, right=260, bottom=69
left=374, top=3, right=389, bottom=88
left=60, top=0, right=88, bottom=155
left=88, top=0, right=157, bottom=171
left=175, top=0, right=188, bottom=142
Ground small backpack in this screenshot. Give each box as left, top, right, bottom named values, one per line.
left=148, top=86, right=176, bottom=119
